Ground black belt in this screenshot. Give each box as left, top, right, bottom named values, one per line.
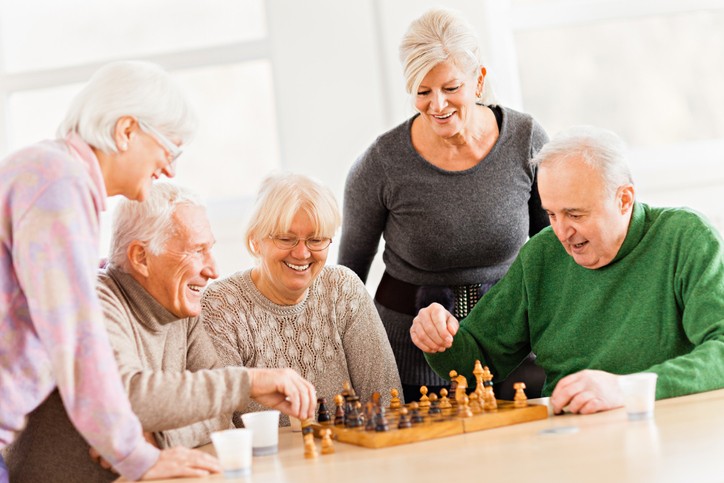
left=375, top=272, right=494, bottom=319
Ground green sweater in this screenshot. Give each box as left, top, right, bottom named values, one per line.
left=426, top=202, right=724, bottom=399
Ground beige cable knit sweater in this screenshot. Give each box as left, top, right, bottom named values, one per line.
left=202, top=265, right=402, bottom=426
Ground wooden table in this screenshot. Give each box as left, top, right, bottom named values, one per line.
left=148, top=389, right=724, bottom=482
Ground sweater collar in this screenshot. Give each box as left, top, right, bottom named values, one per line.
left=610, top=201, right=645, bottom=265
left=105, top=265, right=184, bottom=330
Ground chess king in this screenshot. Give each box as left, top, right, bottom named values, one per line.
left=411, top=125, right=724, bottom=415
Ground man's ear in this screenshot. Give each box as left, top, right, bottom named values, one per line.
left=618, top=184, right=635, bottom=214
left=127, top=241, right=150, bottom=278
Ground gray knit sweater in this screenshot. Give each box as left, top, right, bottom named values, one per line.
left=2, top=267, right=249, bottom=483
left=201, top=265, right=403, bottom=426
left=338, top=106, right=549, bottom=386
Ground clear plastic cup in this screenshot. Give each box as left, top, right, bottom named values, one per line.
left=618, top=372, right=658, bottom=421
left=210, top=428, right=252, bottom=478
left=241, top=410, right=281, bottom=456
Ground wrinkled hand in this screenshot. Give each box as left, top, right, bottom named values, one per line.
left=140, top=447, right=221, bottom=480
left=410, top=303, right=459, bottom=353
left=248, top=367, right=317, bottom=420
left=550, top=369, right=624, bottom=415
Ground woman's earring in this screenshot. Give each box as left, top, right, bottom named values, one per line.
left=120, top=142, right=128, bottom=151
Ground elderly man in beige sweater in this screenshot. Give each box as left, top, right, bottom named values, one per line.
left=4, top=183, right=316, bottom=482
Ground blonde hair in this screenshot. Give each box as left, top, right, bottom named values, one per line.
left=245, top=173, right=341, bottom=259
left=58, top=60, right=197, bottom=153
left=399, top=8, right=496, bottom=105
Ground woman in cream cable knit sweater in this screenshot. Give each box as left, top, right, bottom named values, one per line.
left=202, top=173, right=402, bottom=426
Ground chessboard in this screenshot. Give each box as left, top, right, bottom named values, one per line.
left=308, top=361, right=549, bottom=449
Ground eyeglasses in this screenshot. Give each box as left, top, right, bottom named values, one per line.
left=138, top=120, right=183, bottom=163
left=268, top=235, right=332, bottom=251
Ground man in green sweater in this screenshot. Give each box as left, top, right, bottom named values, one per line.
left=411, top=126, right=724, bottom=415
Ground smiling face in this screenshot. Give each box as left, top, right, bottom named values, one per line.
left=414, top=60, right=482, bottom=141
left=252, top=210, right=329, bottom=305
left=538, top=156, right=634, bottom=269
left=107, top=118, right=181, bottom=202
left=137, top=204, right=218, bottom=317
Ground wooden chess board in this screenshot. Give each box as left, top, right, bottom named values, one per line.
left=311, top=400, right=548, bottom=449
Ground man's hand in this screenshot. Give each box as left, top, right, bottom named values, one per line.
left=550, top=369, right=624, bottom=415
left=140, top=447, right=221, bottom=480
left=410, top=303, right=459, bottom=353
left=248, top=367, right=317, bottom=420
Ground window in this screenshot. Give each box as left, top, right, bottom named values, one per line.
left=0, top=0, right=278, bottom=275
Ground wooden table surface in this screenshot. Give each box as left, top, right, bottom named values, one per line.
left=144, top=389, right=724, bottom=482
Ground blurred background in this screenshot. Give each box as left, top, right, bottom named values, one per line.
left=1, top=0, right=722, bottom=292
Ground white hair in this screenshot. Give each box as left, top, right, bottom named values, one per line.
left=57, top=60, right=197, bottom=153
left=109, top=182, right=204, bottom=272
left=399, top=7, right=496, bottom=105
left=245, top=172, right=341, bottom=259
left=530, top=125, right=634, bottom=194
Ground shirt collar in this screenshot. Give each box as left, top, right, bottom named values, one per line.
left=609, top=201, right=646, bottom=265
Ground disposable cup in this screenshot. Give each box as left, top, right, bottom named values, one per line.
left=210, top=428, right=252, bottom=478
left=618, top=372, right=658, bottom=421
left=241, top=410, right=280, bottom=456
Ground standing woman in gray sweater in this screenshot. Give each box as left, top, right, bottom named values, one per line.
left=338, top=8, right=549, bottom=403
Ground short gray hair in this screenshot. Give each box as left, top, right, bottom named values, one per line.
left=245, top=173, right=341, bottom=259
left=58, top=60, right=197, bottom=153
left=530, top=126, right=634, bottom=194
left=109, top=182, right=204, bottom=272
left=399, top=8, right=496, bottom=105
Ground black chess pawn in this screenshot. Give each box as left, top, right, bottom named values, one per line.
left=333, top=394, right=345, bottom=426
left=317, top=397, right=332, bottom=423
left=428, top=398, right=442, bottom=416
left=374, top=407, right=390, bottom=432
left=365, top=402, right=376, bottom=431
left=409, top=402, right=425, bottom=425
left=397, top=407, right=412, bottom=429
left=346, top=396, right=363, bottom=428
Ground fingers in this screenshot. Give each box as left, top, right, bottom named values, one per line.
left=410, top=303, right=458, bottom=353
left=249, top=368, right=317, bottom=420
left=142, top=447, right=221, bottom=480
left=551, top=370, right=623, bottom=414
left=550, top=373, right=584, bottom=414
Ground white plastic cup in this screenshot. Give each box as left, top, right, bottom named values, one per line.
left=618, top=372, right=658, bottom=421
left=241, top=410, right=281, bottom=456
left=210, top=428, right=252, bottom=478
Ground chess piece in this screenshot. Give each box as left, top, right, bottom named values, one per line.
left=418, top=386, right=430, bottom=410
left=345, top=396, right=363, bottom=428
left=454, top=375, right=468, bottom=406
left=317, top=397, right=331, bottom=423
left=409, top=402, right=424, bottom=424
left=365, top=402, right=376, bottom=431
left=514, top=382, right=528, bottom=408
left=473, top=360, right=485, bottom=400
left=304, top=431, right=318, bottom=459
left=320, top=428, right=335, bottom=455
left=457, top=394, right=473, bottom=418
left=439, top=388, right=452, bottom=410
left=342, top=381, right=356, bottom=398
left=334, top=394, right=345, bottom=426
left=482, top=366, right=497, bottom=410
left=372, top=392, right=381, bottom=407
left=397, top=407, right=412, bottom=429
left=389, top=388, right=402, bottom=410
left=448, top=370, right=459, bottom=406
left=428, top=393, right=441, bottom=416
left=374, top=406, right=390, bottom=432
left=469, top=391, right=483, bottom=414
